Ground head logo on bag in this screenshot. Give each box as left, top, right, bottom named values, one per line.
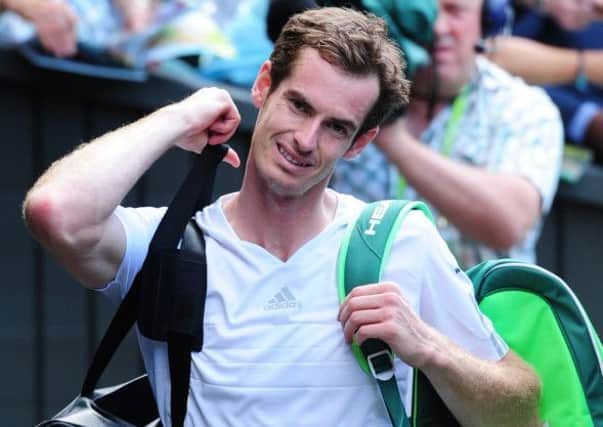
left=363, top=200, right=392, bottom=236
left=338, top=199, right=603, bottom=427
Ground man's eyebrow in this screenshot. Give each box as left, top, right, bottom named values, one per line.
left=286, top=89, right=360, bottom=131
left=285, top=89, right=314, bottom=113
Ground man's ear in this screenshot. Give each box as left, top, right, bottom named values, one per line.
left=251, top=60, right=272, bottom=108
left=343, top=127, right=380, bottom=159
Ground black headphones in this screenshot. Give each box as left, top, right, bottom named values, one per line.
left=481, top=0, right=513, bottom=38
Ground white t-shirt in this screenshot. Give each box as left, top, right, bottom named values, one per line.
left=102, top=191, right=507, bottom=427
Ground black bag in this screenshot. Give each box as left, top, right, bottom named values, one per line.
left=36, top=375, right=159, bottom=427
left=37, top=145, right=228, bottom=427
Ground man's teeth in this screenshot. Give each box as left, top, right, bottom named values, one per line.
left=279, top=146, right=307, bottom=166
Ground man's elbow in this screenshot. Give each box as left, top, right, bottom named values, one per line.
left=481, top=220, right=528, bottom=250
left=501, top=352, right=542, bottom=426
left=516, top=364, right=542, bottom=427
left=480, top=184, right=541, bottom=250
left=23, top=188, right=82, bottom=252
left=486, top=207, right=539, bottom=250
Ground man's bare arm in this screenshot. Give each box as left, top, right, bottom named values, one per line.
left=488, top=36, right=603, bottom=87
left=23, top=88, right=240, bottom=288
left=375, top=119, right=543, bottom=250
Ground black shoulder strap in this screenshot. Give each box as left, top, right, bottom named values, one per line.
left=168, top=219, right=207, bottom=427
left=81, top=145, right=227, bottom=427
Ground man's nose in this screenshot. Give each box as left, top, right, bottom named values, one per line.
left=433, top=9, right=449, bottom=37
left=294, top=118, right=320, bottom=152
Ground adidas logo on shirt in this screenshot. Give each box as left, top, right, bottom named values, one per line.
left=264, top=286, right=301, bottom=311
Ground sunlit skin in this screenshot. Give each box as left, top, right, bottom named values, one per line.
left=244, top=48, right=380, bottom=202
left=413, top=0, right=482, bottom=99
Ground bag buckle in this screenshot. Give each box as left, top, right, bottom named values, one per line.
left=367, top=349, right=395, bottom=381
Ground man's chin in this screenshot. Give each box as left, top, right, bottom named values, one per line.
left=263, top=178, right=307, bottom=200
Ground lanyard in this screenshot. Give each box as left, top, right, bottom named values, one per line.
left=396, top=86, right=470, bottom=198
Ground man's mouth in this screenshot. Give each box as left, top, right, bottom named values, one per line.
left=433, top=45, right=453, bottom=57
left=278, top=144, right=312, bottom=167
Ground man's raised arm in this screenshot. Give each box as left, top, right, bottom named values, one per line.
left=23, top=87, right=241, bottom=289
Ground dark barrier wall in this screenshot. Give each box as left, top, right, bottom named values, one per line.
left=0, top=50, right=255, bottom=425
left=1, top=49, right=601, bottom=425
left=537, top=167, right=603, bottom=338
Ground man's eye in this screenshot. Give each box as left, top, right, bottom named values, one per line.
left=328, top=122, right=348, bottom=137
left=290, top=98, right=306, bottom=112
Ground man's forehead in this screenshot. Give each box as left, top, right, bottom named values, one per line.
left=282, top=49, right=380, bottom=126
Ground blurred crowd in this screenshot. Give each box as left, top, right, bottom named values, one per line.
left=1, top=0, right=602, bottom=266
left=492, top=0, right=603, bottom=161
left=0, top=0, right=159, bottom=56
left=1, top=0, right=600, bottom=158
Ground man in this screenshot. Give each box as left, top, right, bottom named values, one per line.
left=332, top=0, right=564, bottom=268
left=23, top=7, right=541, bottom=426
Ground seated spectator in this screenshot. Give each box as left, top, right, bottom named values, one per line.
left=514, top=0, right=603, bottom=31
left=486, top=1, right=603, bottom=162
left=488, top=36, right=603, bottom=162
left=0, top=0, right=77, bottom=57
left=331, top=0, right=564, bottom=268
left=0, top=0, right=157, bottom=57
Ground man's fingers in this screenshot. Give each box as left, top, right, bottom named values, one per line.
left=338, top=293, right=382, bottom=323
left=342, top=308, right=381, bottom=342
left=209, top=116, right=240, bottom=139
left=223, top=148, right=241, bottom=168
left=341, top=282, right=399, bottom=302
left=353, top=323, right=386, bottom=346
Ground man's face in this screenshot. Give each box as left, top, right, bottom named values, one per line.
left=416, top=0, right=481, bottom=98
left=248, top=48, right=379, bottom=198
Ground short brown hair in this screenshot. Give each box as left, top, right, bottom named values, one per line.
left=269, top=7, right=410, bottom=137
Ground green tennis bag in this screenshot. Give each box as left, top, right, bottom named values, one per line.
left=469, top=259, right=603, bottom=426
left=338, top=199, right=603, bottom=427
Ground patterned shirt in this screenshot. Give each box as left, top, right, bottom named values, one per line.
left=331, top=57, right=563, bottom=267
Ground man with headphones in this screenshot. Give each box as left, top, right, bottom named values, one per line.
left=332, top=0, right=564, bottom=268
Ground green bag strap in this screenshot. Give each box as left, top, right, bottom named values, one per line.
left=337, top=200, right=434, bottom=427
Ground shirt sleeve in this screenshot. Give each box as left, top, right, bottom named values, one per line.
left=494, top=85, right=564, bottom=214
left=385, top=210, right=508, bottom=361
left=96, top=205, right=167, bottom=301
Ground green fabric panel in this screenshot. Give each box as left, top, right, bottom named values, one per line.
left=336, top=200, right=435, bottom=427
left=471, top=260, right=603, bottom=424
left=343, top=200, right=402, bottom=290
left=480, top=291, right=593, bottom=427
left=338, top=200, right=434, bottom=372
left=337, top=199, right=424, bottom=427
left=380, top=376, right=409, bottom=427
left=340, top=200, right=407, bottom=374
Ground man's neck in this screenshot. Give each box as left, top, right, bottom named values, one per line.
left=222, top=173, right=338, bottom=262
